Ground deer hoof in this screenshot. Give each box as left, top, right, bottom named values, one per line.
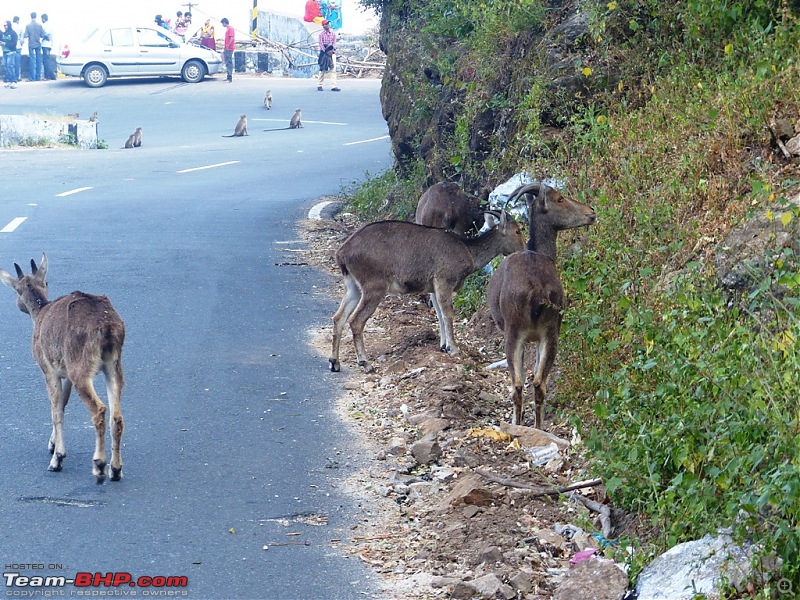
left=110, top=466, right=122, bottom=481
left=48, top=454, right=65, bottom=471
left=357, top=360, right=374, bottom=374
left=329, top=359, right=340, bottom=372
left=93, top=459, right=107, bottom=483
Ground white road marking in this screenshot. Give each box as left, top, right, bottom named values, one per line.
left=252, top=118, right=347, bottom=126
left=343, top=135, right=390, bottom=146
left=177, top=161, right=240, bottom=173
left=1, top=217, right=27, bottom=233
left=56, top=187, right=93, bottom=197
left=308, top=201, right=339, bottom=221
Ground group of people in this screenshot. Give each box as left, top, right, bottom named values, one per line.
left=152, top=11, right=233, bottom=80
left=154, top=10, right=193, bottom=42
left=304, top=1, right=342, bottom=29
left=1, top=12, right=56, bottom=89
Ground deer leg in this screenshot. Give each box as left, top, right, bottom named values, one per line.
left=429, top=293, right=448, bottom=352
left=431, top=285, right=459, bottom=355
left=73, top=378, right=108, bottom=483
left=348, top=284, right=385, bottom=373
left=531, top=326, right=559, bottom=429
left=104, top=360, right=125, bottom=481
left=45, top=374, right=70, bottom=471
left=330, top=277, right=361, bottom=372
left=506, top=334, right=527, bottom=426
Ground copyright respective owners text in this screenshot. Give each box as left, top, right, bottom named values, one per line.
left=4, top=565, right=190, bottom=597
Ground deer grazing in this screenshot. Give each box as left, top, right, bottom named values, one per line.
left=488, top=183, right=596, bottom=427
left=415, top=182, right=491, bottom=236
left=330, top=213, right=525, bottom=373
left=0, top=256, right=126, bottom=483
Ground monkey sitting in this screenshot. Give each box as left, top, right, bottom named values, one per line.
left=123, top=127, right=142, bottom=149
left=263, top=109, right=303, bottom=132
left=222, top=114, right=248, bottom=137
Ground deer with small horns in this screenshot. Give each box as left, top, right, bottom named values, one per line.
left=488, top=183, right=596, bottom=427
left=0, top=256, right=126, bottom=483
left=330, top=213, right=525, bottom=373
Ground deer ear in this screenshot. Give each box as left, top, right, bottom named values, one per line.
left=538, top=185, right=551, bottom=213
left=15, top=263, right=24, bottom=278
left=0, top=268, right=16, bottom=288
left=36, top=254, right=48, bottom=280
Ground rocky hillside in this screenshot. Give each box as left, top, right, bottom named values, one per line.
left=352, top=0, right=800, bottom=592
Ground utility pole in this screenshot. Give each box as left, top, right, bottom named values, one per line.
left=251, top=0, right=258, bottom=40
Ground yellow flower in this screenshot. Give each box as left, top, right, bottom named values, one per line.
left=582, top=67, right=593, bottom=76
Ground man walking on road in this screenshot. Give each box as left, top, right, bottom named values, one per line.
left=221, top=17, right=234, bottom=82
left=23, top=12, right=44, bottom=81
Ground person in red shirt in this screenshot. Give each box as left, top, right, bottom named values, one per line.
left=304, top=0, right=324, bottom=25
left=221, top=17, right=235, bottom=82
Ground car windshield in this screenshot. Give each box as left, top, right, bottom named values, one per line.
left=80, top=27, right=100, bottom=42
left=137, top=28, right=175, bottom=47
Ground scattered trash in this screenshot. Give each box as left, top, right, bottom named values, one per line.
left=528, top=442, right=559, bottom=466
left=485, top=358, right=508, bottom=370
left=555, top=523, right=585, bottom=541
left=569, top=548, right=599, bottom=565
left=467, top=428, right=512, bottom=443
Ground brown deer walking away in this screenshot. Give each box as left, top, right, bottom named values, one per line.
left=0, top=256, right=126, bottom=483
left=488, top=183, right=596, bottom=427
left=330, top=213, right=525, bottom=373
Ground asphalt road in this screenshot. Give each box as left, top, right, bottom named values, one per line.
left=0, top=74, right=392, bottom=599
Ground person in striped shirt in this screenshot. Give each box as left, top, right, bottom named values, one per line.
left=317, top=20, right=340, bottom=92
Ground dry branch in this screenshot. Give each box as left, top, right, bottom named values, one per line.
left=571, top=492, right=614, bottom=539
left=475, top=469, right=602, bottom=497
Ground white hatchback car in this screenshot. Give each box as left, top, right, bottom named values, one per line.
left=57, top=25, right=223, bottom=88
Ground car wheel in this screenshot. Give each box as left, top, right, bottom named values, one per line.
left=83, top=64, right=108, bottom=88
left=182, top=60, right=206, bottom=84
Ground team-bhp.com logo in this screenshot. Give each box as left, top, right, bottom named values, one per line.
left=4, top=572, right=188, bottom=596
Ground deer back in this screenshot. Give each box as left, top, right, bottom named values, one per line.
left=415, top=182, right=482, bottom=235
left=337, top=221, right=476, bottom=294
left=33, top=292, right=125, bottom=375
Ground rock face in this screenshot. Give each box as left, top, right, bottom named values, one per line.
left=378, top=1, right=594, bottom=191
left=714, top=192, right=800, bottom=293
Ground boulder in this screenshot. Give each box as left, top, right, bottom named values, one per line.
left=636, top=533, right=763, bottom=600
left=553, top=557, right=628, bottom=600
